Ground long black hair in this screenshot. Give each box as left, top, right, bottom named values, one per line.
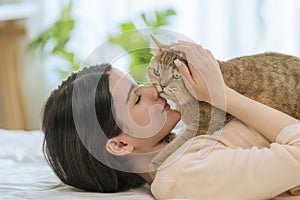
left=42, top=63, right=146, bottom=192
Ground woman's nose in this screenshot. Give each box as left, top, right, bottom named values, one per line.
left=149, top=86, right=159, bottom=100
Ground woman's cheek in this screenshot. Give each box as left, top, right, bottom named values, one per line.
left=131, top=108, right=151, bottom=127
left=126, top=104, right=167, bottom=138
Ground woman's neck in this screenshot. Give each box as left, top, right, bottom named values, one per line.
left=138, top=172, right=153, bottom=184
left=129, top=140, right=169, bottom=184
left=131, top=133, right=174, bottom=184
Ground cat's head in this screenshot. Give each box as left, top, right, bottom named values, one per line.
left=147, top=35, right=192, bottom=105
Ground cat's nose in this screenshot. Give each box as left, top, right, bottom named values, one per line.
left=160, top=85, right=166, bottom=90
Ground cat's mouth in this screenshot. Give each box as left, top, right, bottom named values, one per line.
left=155, top=84, right=167, bottom=96
left=154, top=84, right=175, bottom=101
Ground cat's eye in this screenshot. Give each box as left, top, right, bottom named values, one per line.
left=173, top=74, right=181, bottom=79
left=153, top=69, right=160, bottom=76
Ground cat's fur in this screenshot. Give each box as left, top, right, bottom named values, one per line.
left=147, top=38, right=300, bottom=177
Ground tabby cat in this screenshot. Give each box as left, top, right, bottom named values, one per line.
left=147, top=36, right=300, bottom=176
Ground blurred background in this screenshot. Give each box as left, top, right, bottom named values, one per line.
left=0, top=0, right=299, bottom=130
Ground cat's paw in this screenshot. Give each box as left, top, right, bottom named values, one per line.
left=155, top=84, right=163, bottom=93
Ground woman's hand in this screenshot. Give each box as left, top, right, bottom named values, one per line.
left=171, top=42, right=228, bottom=107
left=171, top=42, right=299, bottom=142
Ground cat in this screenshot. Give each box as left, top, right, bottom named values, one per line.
left=147, top=36, right=300, bottom=177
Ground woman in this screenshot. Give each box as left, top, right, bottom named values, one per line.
left=42, top=42, right=300, bottom=199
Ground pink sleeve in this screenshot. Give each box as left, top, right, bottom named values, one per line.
left=171, top=123, right=300, bottom=200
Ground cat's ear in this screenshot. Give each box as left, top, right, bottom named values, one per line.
left=150, top=34, right=168, bottom=50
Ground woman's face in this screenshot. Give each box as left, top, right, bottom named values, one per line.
left=108, top=69, right=180, bottom=150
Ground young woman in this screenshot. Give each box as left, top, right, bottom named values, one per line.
left=42, top=42, right=300, bottom=199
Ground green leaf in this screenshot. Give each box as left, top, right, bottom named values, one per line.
left=141, top=9, right=176, bottom=28
left=28, top=4, right=176, bottom=81
left=156, top=9, right=176, bottom=26
left=27, top=0, right=80, bottom=79
left=108, top=8, right=176, bottom=82
left=52, top=48, right=74, bottom=62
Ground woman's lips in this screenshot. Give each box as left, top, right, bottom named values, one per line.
left=164, top=102, right=170, bottom=111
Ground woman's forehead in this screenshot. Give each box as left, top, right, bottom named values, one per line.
left=108, top=69, right=136, bottom=94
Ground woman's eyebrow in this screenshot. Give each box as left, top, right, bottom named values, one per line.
left=126, top=84, right=135, bottom=104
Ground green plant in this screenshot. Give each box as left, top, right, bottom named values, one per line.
left=108, top=9, right=176, bottom=83
left=28, top=1, right=176, bottom=80
left=28, top=0, right=80, bottom=79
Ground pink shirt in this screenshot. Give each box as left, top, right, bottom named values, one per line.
left=151, top=119, right=300, bottom=200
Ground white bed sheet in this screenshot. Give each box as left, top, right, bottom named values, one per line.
left=0, top=129, right=154, bottom=200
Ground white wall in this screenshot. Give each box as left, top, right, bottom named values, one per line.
left=19, top=0, right=300, bottom=129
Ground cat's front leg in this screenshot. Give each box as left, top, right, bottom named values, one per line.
left=180, top=100, right=200, bottom=127
left=197, top=104, right=234, bottom=136
left=149, top=118, right=199, bottom=175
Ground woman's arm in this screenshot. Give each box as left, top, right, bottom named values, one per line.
left=172, top=42, right=299, bottom=142
left=152, top=124, right=300, bottom=199
left=225, top=88, right=298, bottom=142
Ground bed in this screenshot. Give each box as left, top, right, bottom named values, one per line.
left=0, top=129, right=154, bottom=200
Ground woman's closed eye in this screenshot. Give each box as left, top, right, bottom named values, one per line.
left=135, top=94, right=142, bottom=105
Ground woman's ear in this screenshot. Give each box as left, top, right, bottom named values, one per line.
left=106, top=137, right=134, bottom=156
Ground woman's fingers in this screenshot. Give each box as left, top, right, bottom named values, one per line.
left=172, top=40, right=194, bottom=47
left=174, top=59, right=197, bottom=98
left=205, top=49, right=218, bottom=65
left=174, top=59, right=194, bottom=84
left=170, top=42, right=225, bottom=102
left=173, top=40, right=205, bottom=52
left=174, top=59, right=188, bottom=75
left=171, top=44, right=203, bottom=77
